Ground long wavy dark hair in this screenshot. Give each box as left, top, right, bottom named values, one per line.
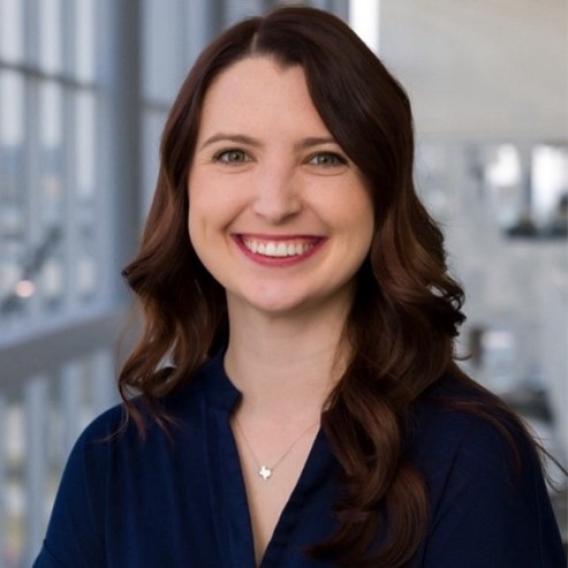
left=117, top=5, right=565, bottom=567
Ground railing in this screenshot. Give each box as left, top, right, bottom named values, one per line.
left=0, top=307, right=126, bottom=567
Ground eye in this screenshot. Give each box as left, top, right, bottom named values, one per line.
left=308, top=152, right=347, bottom=167
left=212, top=148, right=251, bottom=165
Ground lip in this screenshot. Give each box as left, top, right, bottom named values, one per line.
left=231, top=234, right=327, bottom=267
left=236, top=233, right=324, bottom=241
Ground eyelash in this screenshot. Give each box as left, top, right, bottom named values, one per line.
left=212, top=148, right=347, bottom=167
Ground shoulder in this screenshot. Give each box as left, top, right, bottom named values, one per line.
left=65, top=364, right=206, bottom=462
left=408, top=371, right=553, bottom=525
left=408, top=370, right=545, bottom=502
left=412, top=374, right=566, bottom=566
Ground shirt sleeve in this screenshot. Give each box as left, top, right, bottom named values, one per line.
left=423, top=416, right=567, bottom=567
left=32, top=416, right=110, bottom=567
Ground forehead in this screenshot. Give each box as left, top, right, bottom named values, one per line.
left=197, top=56, right=330, bottom=139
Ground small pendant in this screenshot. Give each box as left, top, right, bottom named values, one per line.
left=258, top=465, right=272, bottom=480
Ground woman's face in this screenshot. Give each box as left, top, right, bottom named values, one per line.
left=188, top=56, right=374, bottom=316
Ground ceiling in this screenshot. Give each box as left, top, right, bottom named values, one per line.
left=378, top=0, right=568, bottom=142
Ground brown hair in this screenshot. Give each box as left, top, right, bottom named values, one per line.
left=118, top=5, right=565, bottom=566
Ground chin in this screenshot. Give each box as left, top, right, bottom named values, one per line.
left=231, top=289, right=314, bottom=316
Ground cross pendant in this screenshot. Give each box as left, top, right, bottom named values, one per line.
left=258, top=465, right=272, bottom=480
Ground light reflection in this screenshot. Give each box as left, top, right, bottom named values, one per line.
left=15, top=280, right=35, bottom=298
left=532, top=145, right=568, bottom=227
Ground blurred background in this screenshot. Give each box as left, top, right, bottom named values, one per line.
left=0, top=0, right=566, bottom=564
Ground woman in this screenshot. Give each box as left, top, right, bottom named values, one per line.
left=34, top=5, right=566, bottom=567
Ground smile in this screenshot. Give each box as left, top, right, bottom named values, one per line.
left=243, top=237, right=316, bottom=257
left=232, top=234, right=326, bottom=266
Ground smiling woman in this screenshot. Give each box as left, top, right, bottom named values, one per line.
left=33, top=5, right=566, bottom=568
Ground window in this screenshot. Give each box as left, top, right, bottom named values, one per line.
left=0, top=0, right=100, bottom=334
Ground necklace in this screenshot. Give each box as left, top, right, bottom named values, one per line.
left=233, top=416, right=320, bottom=481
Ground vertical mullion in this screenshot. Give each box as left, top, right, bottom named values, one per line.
left=95, top=0, right=109, bottom=307
left=60, top=360, right=82, bottom=458
left=308, top=0, right=328, bottom=9
left=92, top=348, right=118, bottom=416
left=23, top=0, right=41, bottom=322
left=24, top=76, right=42, bottom=321
left=330, top=0, right=349, bottom=21
left=62, top=86, right=78, bottom=310
left=23, top=375, right=48, bottom=566
left=62, top=0, right=79, bottom=311
left=91, top=0, right=103, bottom=310
left=0, top=394, right=6, bottom=559
left=24, top=0, right=39, bottom=68
left=98, top=0, right=142, bottom=306
left=187, top=0, right=222, bottom=63
left=62, top=0, right=76, bottom=77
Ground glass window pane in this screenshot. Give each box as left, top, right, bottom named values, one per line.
left=39, top=0, right=63, bottom=74
left=76, top=229, right=98, bottom=302
left=142, top=109, right=166, bottom=219
left=40, top=81, right=63, bottom=149
left=0, top=70, right=24, bottom=146
left=75, top=90, right=95, bottom=199
left=38, top=81, right=65, bottom=309
left=532, top=145, right=568, bottom=234
left=482, top=144, right=525, bottom=230
left=5, top=390, right=25, bottom=562
left=0, top=0, right=24, bottom=62
left=74, top=90, right=99, bottom=303
left=224, top=0, right=264, bottom=26
left=39, top=81, right=64, bottom=233
left=142, top=0, right=182, bottom=103
left=0, top=71, right=26, bottom=321
left=39, top=254, right=64, bottom=309
left=75, top=0, right=95, bottom=82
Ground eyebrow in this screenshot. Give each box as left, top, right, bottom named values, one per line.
left=199, top=133, right=338, bottom=152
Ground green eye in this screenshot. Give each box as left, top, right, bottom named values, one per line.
left=309, top=152, right=347, bottom=167
left=213, top=149, right=250, bottom=164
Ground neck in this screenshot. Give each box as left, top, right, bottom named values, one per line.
left=223, top=295, right=351, bottom=423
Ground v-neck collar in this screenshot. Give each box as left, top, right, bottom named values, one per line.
left=201, top=346, right=243, bottom=412
left=201, top=346, right=337, bottom=566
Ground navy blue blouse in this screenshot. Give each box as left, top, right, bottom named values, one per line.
left=34, top=347, right=566, bottom=567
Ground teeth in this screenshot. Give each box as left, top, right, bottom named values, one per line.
left=242, top=238, right=316, bottom=258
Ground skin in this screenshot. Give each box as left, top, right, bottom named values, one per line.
left=187, top=55, right=374, bottom=428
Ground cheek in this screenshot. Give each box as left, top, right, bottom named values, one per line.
left=318, top=188, right=374, bottom=239
left=187, top=179, right=246, bottom=245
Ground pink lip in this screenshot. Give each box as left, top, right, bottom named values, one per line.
left=232, top=234, right=327, bottom=267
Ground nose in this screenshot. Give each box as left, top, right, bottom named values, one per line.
left=251, top=164, right=302, bottom=223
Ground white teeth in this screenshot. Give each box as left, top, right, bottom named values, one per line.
left=242, top=238, right=316, bottom=258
